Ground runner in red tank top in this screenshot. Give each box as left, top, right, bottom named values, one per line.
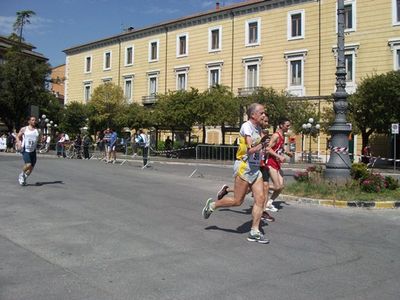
left=265, top=118, right=291, bottom=212
left=266, top=131, right=285, bottom=171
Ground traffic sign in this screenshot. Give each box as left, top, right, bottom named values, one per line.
left=392, top=123, right=399, bottom=134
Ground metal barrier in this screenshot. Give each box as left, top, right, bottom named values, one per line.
left=195, top=144, right=238, bottom=161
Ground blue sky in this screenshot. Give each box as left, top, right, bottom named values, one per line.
left=0, top=0, right=243, bottom=67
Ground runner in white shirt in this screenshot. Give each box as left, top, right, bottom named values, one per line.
left=16, top=116, right=40, bottom=186
left=202, top=103, right=270, bottom=244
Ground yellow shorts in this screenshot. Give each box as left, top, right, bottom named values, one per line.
left=234, top=160, right=262, bottom=184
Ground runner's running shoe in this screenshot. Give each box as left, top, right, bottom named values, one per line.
left=261, top=211, right=275, bottom=222
left=18, top=172, right=26, bottom=186
left=247, top=231, right=269, bottom=244
left=265, top=203, right=278, bottom=212
left=202, top=198, right=213, bottom=219
left=217, top=184, right=229, bottom=200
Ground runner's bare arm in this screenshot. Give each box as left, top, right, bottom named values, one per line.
left=266, top=133, right=285, bottom=162
left=245, top=135, right=263, bottom=155
left=16, top=127, right=25, bottom=150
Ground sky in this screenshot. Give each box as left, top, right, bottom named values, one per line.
left=0, top=0, right=244, bottom=67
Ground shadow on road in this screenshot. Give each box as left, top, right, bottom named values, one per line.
left=205, top=219, right=269, bottom=235
left=219, top=207, right=252, bottom=215
left=26, top=181, right=64, bottom=186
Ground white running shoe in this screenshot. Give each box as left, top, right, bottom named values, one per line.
left=265, top=203, right=278, bottom=212
left=18, top=172, right=26, bottom=186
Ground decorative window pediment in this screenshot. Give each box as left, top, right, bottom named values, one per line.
left=332, top=43, right=360, bottom=58
left=242, top=55, right=263, bottom=64
left=205, top=60, right=224, bottom=69
left=284, top=49, right=308, bottom=62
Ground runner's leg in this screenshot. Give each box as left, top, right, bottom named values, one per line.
left=250, top=177, right=264, bottom=231
left=214, top=176, right=249, bottom=209
left=269, top=167, right=284, bottom=202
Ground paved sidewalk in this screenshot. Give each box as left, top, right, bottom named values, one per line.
left=3, top=151, right=400, bottom=210
left=20, top=149, right=400, bottom=175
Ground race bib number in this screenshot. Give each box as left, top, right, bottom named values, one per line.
left=248, top=152, right=261, bottom=166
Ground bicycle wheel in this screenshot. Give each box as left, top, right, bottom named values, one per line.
left=66, top=145, right=74, bottom=159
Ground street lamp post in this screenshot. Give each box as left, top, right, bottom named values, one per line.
left=38, top=114, right=47, bottom=134
left=302, top=118, right=320, bottom=163
left=38, top=114, right=57, bottom=138
left=325, top=0, right=352, bottom=179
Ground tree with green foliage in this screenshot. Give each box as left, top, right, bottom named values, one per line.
left=286, top=99, right=319, bottom=134
left=0, top=10, right=59, bottom=131
left=36, top=92, right=64, bottom=129
left=60, top=101, right=89, bottom=135
left=13, top=10, right=36, bottom=42
left=193, top=87, right=219, bottom=144
left=247, top=87, right=287, bottom=129
left=88, top=82, right=127, bottom=131
left=247, top=87, right=317, bottom=133
left=348, top=71, right=400, bottom=149
left=197, top=85, right=239, bottom=144
left=0, top=46, right=54, bottom=130
left=121, top=102, right=151, bottom=131
left=154, top=89, right=198, bottom=131
left=319, top=99, right=335, bottom=134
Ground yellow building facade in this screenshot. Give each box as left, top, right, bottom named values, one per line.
left=64, top=0, right=400, bottom=159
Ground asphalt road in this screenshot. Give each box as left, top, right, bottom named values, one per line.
left=1, top=153, right=399, bottom=300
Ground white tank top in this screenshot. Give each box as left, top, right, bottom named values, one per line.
left=22, top=127, right=39, bottom=153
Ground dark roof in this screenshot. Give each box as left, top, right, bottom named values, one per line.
left=0, top=35, right=48, bottom=61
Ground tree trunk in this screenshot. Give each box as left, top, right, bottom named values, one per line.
left=221, top=123, right=225, bottom=145
left=202, top=124, right=206, bottom=144
left=155, top=127, right=159, bottom=150
left=361, top=129, right=373, bottom=151
left=5, top=120, right=13, bottom=132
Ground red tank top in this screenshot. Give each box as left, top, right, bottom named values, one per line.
left=266, top=131, right=284, bottom=170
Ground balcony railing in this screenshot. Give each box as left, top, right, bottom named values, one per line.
left=237, top=86, right=262, bottom=97
left=142, top=94, right=158, bottom=105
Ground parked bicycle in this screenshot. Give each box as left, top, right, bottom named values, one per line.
left=65, top=143, right=82, bottom=159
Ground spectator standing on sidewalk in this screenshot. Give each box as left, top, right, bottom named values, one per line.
left=6, top=132, right=16, bottom=152
left=107, top=129, right=118, bottom=163
left=0, top=133, right=6, bottom=152
left=136, top=129, right=149, bottom=167
left=131, top=132, right=138, bottom=157
left=96, top=130, right=105, bottom=160
left=165, top=136, right=173, bottom=158
left=103, top=129, right=111, bottom=162
left=83, top=133, right=92, bottom=159
left=56, top=133, right=66, bottom=158
left=74, top=134, right=82, bottom=159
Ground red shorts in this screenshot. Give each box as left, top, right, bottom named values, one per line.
left=266, top=158, right=281, bottom=171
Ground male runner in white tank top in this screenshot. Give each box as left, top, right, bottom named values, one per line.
left=16, top=116, right=40, bottom=186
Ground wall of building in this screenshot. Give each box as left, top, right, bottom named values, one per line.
left=63, top=0, right=400, bottom=156
left=51, top=64, right=66, bottom=97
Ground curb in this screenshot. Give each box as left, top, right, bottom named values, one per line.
left=279, top=194, right=400, bottom=209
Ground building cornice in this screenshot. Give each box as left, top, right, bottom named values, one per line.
left=63, top=0, right=314, bottom=56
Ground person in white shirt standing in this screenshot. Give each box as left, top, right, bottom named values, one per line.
left=136, top=129, right=149, bottom=167
left=16, top=116, right=40, bottom=186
